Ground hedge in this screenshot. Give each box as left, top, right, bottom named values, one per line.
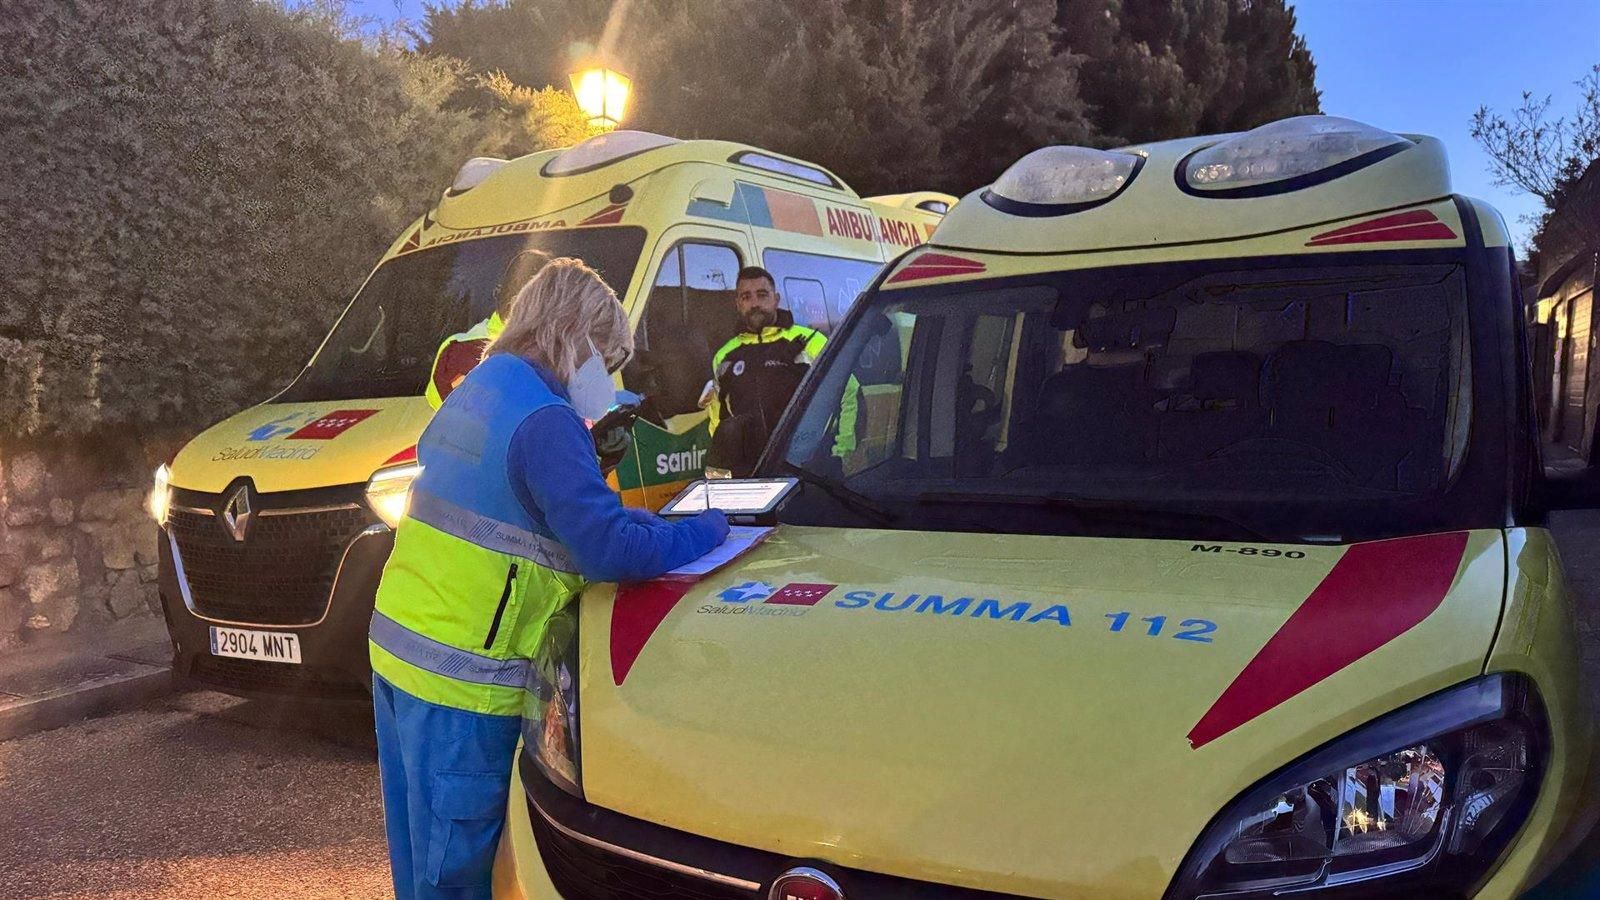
left=0, top=0, right=497, bottom=438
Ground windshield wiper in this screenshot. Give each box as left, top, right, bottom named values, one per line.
left=778, top=461, right=900, bottom=526
left=911, top=490, right=1277, bottom=543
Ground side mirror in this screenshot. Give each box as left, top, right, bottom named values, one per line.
left=1536, top=464, right=1600, bottom=512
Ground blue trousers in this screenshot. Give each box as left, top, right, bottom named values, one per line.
left=373, top=674, right=522, bottom=900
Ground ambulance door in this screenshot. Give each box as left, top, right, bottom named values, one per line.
left=616, top=224, right=751, bottom=508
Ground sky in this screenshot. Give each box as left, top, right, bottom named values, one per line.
left=1294, top=0, right=1599, bottom=250
left=349, top=0, right=1598, bottom=249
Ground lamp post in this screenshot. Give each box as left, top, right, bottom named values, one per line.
left=569, top=65, right=632, bottom=132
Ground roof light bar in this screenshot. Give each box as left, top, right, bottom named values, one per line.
left=449, top=157, right=508, bottom=194
left=730, top=151, right=839, bottom=187
left=543, top=131, right=680, bottom=177
left=1182, top=116, right=1410, bottom=196
left=983, top=146, right=1142, bottom=215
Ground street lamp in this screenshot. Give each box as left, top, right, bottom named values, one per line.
left=569, top=65, right=632, bottom=131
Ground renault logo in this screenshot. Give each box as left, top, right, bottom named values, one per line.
left=769, top=867, right=843, bottom=900
left=220, top=484, right=253, bottom=543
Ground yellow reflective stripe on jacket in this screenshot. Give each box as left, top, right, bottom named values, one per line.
left=710, top=324, right=826, bottom=374
left=369, top=640, right=525, bottom=716
left=708, top=325, right=827, bottom=435
left=370, top=611, right=529, bottom=687
left=834, top=374, right=861, bottom=456
left=406, top=490, right=578, bottom=574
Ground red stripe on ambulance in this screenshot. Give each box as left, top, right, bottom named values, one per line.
left=886, top=252, right=987, bottom=284
left=610, top=581, right=693, bottom=685
left=1305, top=209, right=1457, bottom=246
left=1187, top=531, right=1470, bottom=749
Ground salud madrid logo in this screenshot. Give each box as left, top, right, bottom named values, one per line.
left=700, top=581, right=837, bottom=617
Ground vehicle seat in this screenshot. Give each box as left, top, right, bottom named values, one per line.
left=1261, top=340, right=1409, bottom=484
left=1028, top=364, right=1152, bottom=466
left=1157, top=351, right=1265, bottom=461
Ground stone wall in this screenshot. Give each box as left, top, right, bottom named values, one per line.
left=0, top=434, right=181, bottom=650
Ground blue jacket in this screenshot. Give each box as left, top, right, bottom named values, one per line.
left=500, top=357, right=728, bottom=580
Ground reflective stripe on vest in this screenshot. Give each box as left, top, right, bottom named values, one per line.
left=407, top=489, right=578, bottom=574
left=369, top=610, right=529, bottom=689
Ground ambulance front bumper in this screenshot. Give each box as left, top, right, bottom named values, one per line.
left=156, top=513, right=392, bottom=703
left=496, top=752, right=1020, bottom=900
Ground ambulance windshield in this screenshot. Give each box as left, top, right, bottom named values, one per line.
left=773, top=256, right=1484, bottom=543
left=281, top=227, right=646, bottom=402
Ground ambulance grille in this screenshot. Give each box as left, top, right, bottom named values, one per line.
left=188, top=655, right=370, bottom=701
left=523, top=755, right=1023, bottom=900
left=530, top=806, right=755, bottom=900
left=168, top=486, right=373, bottom=626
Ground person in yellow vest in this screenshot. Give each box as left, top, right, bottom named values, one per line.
left=424, top=314, right=499, bottom=409
left=704, top=266, right=858, bottom=475
left=369, top=259, right=729, bottom=900
left=425, top=250, right=551, bottom=409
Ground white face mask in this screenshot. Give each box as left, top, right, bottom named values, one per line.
left=567, top=340, right=616, bottom=421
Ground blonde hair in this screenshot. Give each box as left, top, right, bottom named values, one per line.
left=485, top=257, right=633, bottom=381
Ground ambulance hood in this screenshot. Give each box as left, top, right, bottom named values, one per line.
left=578, top=525, right=1506, bottom=898
left=170, top=397, right=432, bottom=494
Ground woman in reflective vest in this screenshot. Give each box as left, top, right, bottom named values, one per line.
left=369, top=258, right=729, bottom=900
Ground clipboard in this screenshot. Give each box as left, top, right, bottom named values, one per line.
left=657, top=525, right=773, bottom=581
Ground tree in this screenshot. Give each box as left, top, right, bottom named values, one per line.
left=416, top=0, right=622, bottom=99
left=478, top=72, right=601, bottom=157
left=419, top=0, right=1319, bottom=194
left=419, top=0, right=1098, bottom=193
left=0, top=0, right=522, bottom=438
left=631, top=0, right=1094, bottom=193
left=1055, top=0, right=1320, bottom=146
left=1471, top=65, right=1600, bottom=211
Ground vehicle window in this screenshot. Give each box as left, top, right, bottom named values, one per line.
left=762, top=248, right=882, bottom=332
left=280, top=227, right=647, bottom=402
left=623, top=241, right=743, bottom=419
left=781, top=277, right=829, bottom=331
left=777, top=260, right=1474, bottom=542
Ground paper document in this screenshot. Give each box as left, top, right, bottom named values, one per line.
left=660, top=525, right=773, bottom=580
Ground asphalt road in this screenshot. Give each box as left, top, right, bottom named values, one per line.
left=0, top=691, right=390, bottom=899
left=0, top=512, right=1595, bottom=900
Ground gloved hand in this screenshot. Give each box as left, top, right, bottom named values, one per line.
left=591, top=403, right=640, bottom=475
left=695, top=509, right=731, bottom=544
left=594, top=426, right=632, bottom=475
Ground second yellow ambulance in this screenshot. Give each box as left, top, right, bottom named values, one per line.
left=150, top=131, right=949, bottom=700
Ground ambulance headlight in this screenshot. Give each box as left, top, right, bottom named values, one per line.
left=524, top=600, right=582, bottom=798
left=1182, top=115, right=1409, bottom=195
left=1170, top=675, right=1545, bottom=898
left=364, top=463, right=420, bottom=529
left=983, top=146, right=1142, bottom=213
left=148, top=464, right=172, bottom=526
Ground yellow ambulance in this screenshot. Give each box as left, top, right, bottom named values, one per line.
left=498, top=117, right=1600, bottom=898
left=149, top=131, right=950, bottom=700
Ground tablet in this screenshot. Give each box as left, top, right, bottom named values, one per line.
left=660, top=477, right=798, bottom=517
